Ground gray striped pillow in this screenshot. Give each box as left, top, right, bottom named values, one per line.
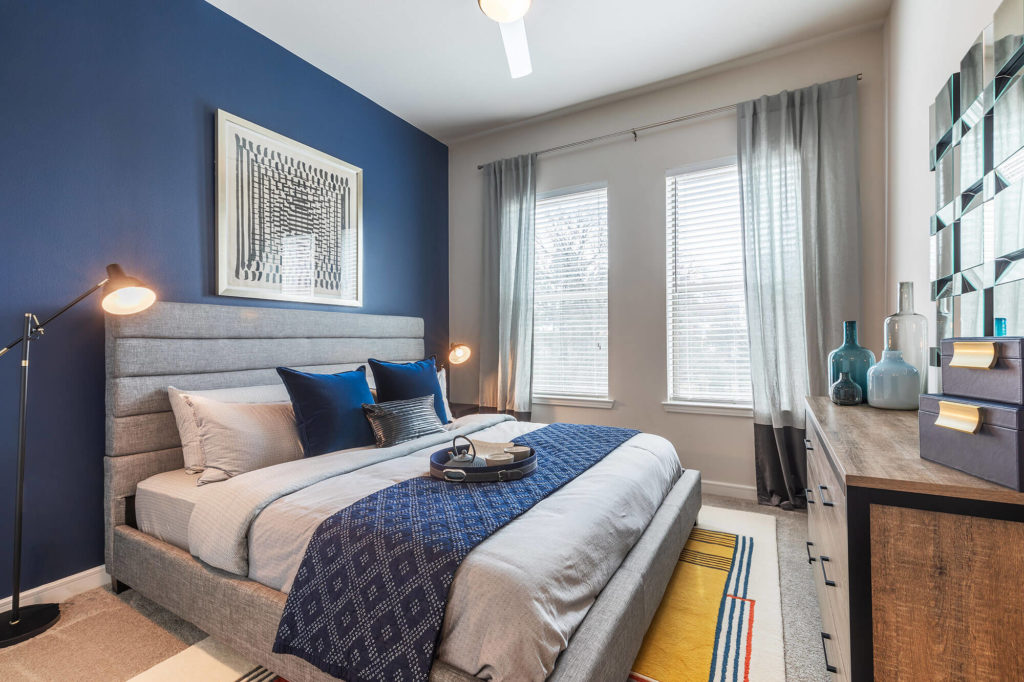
left=363, top=394, right=446, bottom=448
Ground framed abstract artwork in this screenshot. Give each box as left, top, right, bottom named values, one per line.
left=216, top=109, right=363, bottom=307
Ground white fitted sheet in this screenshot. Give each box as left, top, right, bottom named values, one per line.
left=135, top=468, right=207, bottom=550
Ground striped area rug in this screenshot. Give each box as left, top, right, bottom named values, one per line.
left=630, top=506, right=784, bottom=682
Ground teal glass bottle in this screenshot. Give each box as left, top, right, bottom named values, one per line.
left=827, top=321, right=875, bottom=399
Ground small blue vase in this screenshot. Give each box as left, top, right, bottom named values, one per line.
left=828, top=321, right=875, bottom=398
left=866, top=350, right=920, bottom=410
left=829, top=371, right=863, bottom=406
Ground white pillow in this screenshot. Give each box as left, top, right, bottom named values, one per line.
left=437, top=368, right=453, bottom=423
left=174, top=393, right=303, bottom=486
left=168, top=384, right=290, bottom=473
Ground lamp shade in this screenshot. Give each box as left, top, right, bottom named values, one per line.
left=101, top=264, right=156, bottom=315
left=478, top=0, right=531, bottom=23
left=448, top=343, right=472, bottom=365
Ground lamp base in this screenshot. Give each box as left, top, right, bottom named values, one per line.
left=0, top=603, right=60, bottom=648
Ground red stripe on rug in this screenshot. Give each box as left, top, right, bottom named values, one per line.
left=726, top=594, right=757, bottom=682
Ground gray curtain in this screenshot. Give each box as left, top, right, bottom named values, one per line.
left=737, top=76, right=862, bottom=508
left=479, top=153, right=537, bottom=414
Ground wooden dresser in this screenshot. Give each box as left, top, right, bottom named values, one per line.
left=804, top=397, right=1024, bottom=681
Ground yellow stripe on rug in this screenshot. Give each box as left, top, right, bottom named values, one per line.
left=631, top=506, right=784, bottom=682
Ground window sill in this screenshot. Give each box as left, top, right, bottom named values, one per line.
left=532, top=395, right=616, bottom=409
left=662, top=400, right=753, bottom=418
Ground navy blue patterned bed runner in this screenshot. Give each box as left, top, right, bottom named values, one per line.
left=273, top=423, right=640, bottom=682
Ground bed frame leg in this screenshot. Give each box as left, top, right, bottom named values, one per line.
left=111, top=578, right=130, bottom=595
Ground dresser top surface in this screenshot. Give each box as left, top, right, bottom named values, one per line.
left=805, top=396, right=1024, bottom=506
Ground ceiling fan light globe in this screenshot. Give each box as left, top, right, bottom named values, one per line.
left=478, top=0, right=531, bottom=23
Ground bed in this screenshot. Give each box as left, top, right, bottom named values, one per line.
left=103, top=301, right=701, bottom=682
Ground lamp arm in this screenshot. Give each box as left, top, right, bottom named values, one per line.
left=0, top=278, right=108, bottom=357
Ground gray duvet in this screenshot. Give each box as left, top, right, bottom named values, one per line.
left=184, top=415, right=681, bottom=680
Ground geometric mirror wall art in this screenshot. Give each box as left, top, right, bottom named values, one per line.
left=930, top=0, right=1024, bottom=374
left=216, top=109, right=363, bottom=306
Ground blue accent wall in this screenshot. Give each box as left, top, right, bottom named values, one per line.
left=0, top=0, right=449, bottom=597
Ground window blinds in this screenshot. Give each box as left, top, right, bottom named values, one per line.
left=666, top=163, right=753, bottom=405
left=533, top=186, right=609, bottom=398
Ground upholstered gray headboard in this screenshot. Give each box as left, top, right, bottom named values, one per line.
left=102, top=301, right=425, bottom=567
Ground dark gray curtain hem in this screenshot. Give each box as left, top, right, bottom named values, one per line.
left=476, top=405, right=531, bottom=422
left=754, top=423, right=807, bottom=510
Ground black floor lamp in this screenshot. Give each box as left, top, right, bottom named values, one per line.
left=0, top=264, right=156, bottom=648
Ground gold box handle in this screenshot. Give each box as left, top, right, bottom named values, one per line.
left=949, top=341, right=997, bottom=369
left=935, top=400, right=982, bottom=434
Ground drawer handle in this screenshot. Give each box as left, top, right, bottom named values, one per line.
left=820, top=555, right=836, bottom=587
left=935, top=400, right=982, bottom=434
left=803, top=438, right=814, bottom=451
left=806, top=488, right=815, bottom=504
left=818, top=485, right=835, bottom=507
left=950, top=340, right=997, bottom=369
left=821, top=632, right=838, bottom=674
left=806, top=541, right=816, bottom=564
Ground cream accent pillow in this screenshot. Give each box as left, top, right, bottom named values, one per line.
left=175, top=393, right=303, bottom=486
left=437, top=368, right=453, bottom=423
left=168, top=384, right=290, bottom=473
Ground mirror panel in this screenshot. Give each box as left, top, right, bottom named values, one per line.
left=994, top=0, right=1024, bottom=75
left=994, top=74, right=1024, bottom=167
left=961, top=28, right=993, bottom=121
left=994, top=278, right=1024, bottom=333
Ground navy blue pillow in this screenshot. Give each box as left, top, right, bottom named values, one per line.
left=276, top=366, right=376, bottom=457
left=367, top=356, right=449, bottom=424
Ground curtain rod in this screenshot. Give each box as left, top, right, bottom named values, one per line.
left=477, top=73, right=863, bottom=170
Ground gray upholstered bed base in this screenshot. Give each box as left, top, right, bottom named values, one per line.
left=103, top=301, right=702, bottom=682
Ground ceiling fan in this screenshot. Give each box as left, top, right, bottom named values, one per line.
left=478, top=0, right=533, bottom=78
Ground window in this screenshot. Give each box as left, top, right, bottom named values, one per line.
left=665, top=161, right=752, bottom=407
left=532, top=185, right=609, bottom=401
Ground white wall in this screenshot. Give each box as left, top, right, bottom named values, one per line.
left=449, top=26, right=886, bottom=496
left=885, top=0, right=1003, bottom=375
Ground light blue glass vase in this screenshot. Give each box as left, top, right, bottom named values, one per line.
left=866, top=350, right=920, bottom=410
left=828, top=321, right=875, bottom=399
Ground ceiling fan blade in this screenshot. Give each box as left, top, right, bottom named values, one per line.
left=498, top=18, right=532, bottom=78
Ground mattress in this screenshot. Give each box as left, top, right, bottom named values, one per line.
left=135, top=468, right=207, bottom=550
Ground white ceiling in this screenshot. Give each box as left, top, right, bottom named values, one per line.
left=207, top=0, right=891, bottom=142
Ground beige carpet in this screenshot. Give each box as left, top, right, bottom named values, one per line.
left=0, top=587, right=205, bottom=681
left=1, top=493, right=823, bottom=681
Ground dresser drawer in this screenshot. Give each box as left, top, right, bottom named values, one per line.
left=813, top=554, right=851, bottom=682
left=806, top=421, right=851, bottom=680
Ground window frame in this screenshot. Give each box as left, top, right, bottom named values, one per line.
left=663, top=157, right=753, bottom=418
left=531, top=181, right=612, bottom=407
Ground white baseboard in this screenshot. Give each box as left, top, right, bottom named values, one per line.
left=702, top=479, right=758, bottom=501
left=0, top=565, right=109, bottom=612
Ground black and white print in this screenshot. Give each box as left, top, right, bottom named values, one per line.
left=216, top=110, right=362, bottom=306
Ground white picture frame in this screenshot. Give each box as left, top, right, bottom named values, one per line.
left=216, top=109, right=363, bottom=307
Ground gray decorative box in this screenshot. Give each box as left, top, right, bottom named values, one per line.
left=919, top=393, right=1024, bottom=490
left=939, top=337, right=1024, bottom=405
